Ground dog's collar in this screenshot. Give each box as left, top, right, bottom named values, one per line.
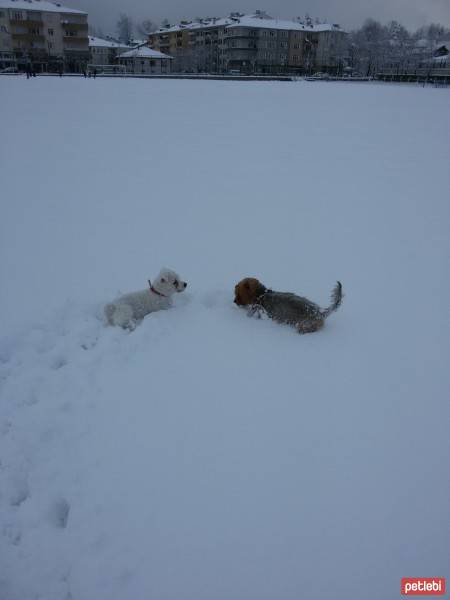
left=150, top=285, right=168, bottom=298
left=148, top=279, right=168, bottom=298
left=255, top=288, right=271, bottom=304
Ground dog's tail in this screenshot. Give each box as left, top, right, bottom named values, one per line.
left=104, top=303, right=116, bottom=326
left=321, top=281, right=343, bottom=319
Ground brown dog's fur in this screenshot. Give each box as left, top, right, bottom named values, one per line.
left=234, top=278, right=267, bottom=307
left=234, top=277, right=343, bottom=334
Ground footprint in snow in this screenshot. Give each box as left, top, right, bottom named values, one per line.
left=50, top=497, right=70, bottom=529
left=2, top=523, right=22, bottom=546
left=9, top=476, right=30, bottom=508
left=51, top=356, right=68, bottom=370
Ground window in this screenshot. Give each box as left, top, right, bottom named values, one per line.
left=13, top=11, right=23, bottom=20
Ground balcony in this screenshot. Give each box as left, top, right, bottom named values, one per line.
left=63, top=37, right=87, bottom=46
left=11, top=32, right=45, bottom=40
left=64, top=47, right=89, bottom=53
left=61, top=21, right=88, bottom=30
left=61, top=17, right=86, bottom=25
left=12, top=42, right=46, bottom=52
left=225, top=29, right=252, bottom=39
left=227, top=44, right=257, bottom=51
left=10, top=17, right=42, bottom=26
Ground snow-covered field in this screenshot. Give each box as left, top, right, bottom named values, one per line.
left=1, top=77, right=449, bottom=600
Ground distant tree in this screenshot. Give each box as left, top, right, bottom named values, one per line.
left=423, top=23, right=446, bottom=42
left=387, top=21, right=409, bottom=43
left=89, top=24, right=105, bottom=38
left=347, top=17, right=450, bottom=76
left=349, top=18, right=387, bottom=75
left=136, top=19, right=156, bottom=37
left=116, top=13, right=133, bottom=44
left=161, top=18, right=170, bottom=29
left=361, top=18, right=385, bottom=42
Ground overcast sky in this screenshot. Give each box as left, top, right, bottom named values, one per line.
left=70, top=0, right=450, bottom=36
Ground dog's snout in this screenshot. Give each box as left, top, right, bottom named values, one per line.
left=183, top=282, right=187, bottom=288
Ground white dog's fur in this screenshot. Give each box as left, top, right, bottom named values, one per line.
left=104, top=268, right=187, bottom=330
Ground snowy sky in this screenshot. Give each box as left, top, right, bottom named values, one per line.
left=68, top=0, right=450, bottom=35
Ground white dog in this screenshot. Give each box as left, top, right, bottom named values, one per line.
left=104, top=268, right=187, bottom=330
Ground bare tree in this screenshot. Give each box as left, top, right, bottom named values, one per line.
left=116, top=13, right=133, bottom=44
left=347, top=18, right=449, bottom=77
left=136, top=19, right=156, bottom=37
left=89, top=24, right=105, bottom=38
left=349, top=19, right=387, bottom=75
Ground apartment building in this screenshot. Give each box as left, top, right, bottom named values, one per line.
left=148, top=12, right=347, bottom=75
left=149, top=18, right=230, bottom=73
left=0, top=0, right=89, bottom=72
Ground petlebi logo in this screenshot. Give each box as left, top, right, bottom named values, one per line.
left=401, top=578, right=446, bottom=595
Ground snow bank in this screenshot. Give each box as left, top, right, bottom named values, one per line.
left=0, top=77, right=449, bottom=600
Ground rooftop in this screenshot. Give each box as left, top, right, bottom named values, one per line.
left=118, top=46, right=173, bottom=59
left=153, top=12, right=344, bottom=35
left=0, top=0, right=86, bottom=14
left=89, top=36, right=130, bottom=49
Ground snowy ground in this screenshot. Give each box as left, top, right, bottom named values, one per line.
left=1, top=77, right=449, bottom=600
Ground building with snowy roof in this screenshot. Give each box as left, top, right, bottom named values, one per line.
left=117, top=45, right=172, bottom=75
left=89, top=36, right=131, bottom=66
left=148, top=11, right=347, bottom=74
left=0, top=0, right=89, bottom=72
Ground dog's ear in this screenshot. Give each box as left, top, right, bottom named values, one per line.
left=254, top=281, right=267, bottom=298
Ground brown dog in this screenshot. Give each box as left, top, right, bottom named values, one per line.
left=234, top=277, right=343, bottom=334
